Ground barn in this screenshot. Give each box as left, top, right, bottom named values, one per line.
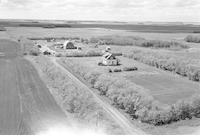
left=101, top=52, right=120, bottom=66
left=63, top=41, right=77, bottom=49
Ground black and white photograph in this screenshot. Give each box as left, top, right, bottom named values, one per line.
left=0, top=0, right=200, bottom=135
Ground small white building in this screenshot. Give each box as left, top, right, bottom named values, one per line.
left=101, top=52, right=120, bottom=66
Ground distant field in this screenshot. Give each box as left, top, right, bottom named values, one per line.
left=70, top=24, right=200, bottom=33
left=60, top=56, right=200, bottom=105
left=5, top=27, right=200, bottom=41
left=1, top=20, right=200, bottom=33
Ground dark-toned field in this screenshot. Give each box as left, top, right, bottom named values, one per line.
left=0, top=39, right=68, bottom=135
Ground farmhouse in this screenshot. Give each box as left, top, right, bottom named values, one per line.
left=101, top=52, right=120, bottom=66
left=63, top=41, right=77, bottom=49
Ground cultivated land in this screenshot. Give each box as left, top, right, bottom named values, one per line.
left=0, top=39, right=68, bottom=135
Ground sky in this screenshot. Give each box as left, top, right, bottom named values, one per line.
left=0, top=0, right=200, bottom=22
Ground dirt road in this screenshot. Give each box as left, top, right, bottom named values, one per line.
left=51, top=57, right=147, bottom=135
left=0, top=39, right=68, bottom=135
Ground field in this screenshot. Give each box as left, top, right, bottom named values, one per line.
left=0, top=39, right=70, bottom=134
left=1, top=23, right=200, bottom=135
left=1, top=19, right=200, bottom=33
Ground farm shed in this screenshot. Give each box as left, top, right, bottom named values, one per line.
left=101, top=52, right=120, bottom=66
left=63, top=41, right=77, bottom=49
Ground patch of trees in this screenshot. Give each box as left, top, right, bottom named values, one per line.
left=19, top=23, right=71, bottom=28
left=124, top=50, right=200, bottom=82
left=60, top=58, right=200, bottom=126
left=185, top=35, right=200, bottom=43
left=55, top=50, right=102, bottom=57
left=90, top=35, right=188, bottom=49
left=28, top=37, right=81, bottom=41
left=193, top=31, right=200, bottom=33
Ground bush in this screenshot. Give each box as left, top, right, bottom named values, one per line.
left=55, top=53, right=63, bottom=57
left=124, top=49, right=200, bottom=82
left=193, top=31, right=200, bottom=33
left=113, top=68, right=122, bottom=72
left=90, top=35, right=145, bottom=46
left=185, top=35, right=200, bottom=43
left=64, top=50, right=102, bottom=57
left=108, top=68, right=112, bottom=73
left=137, top=40, right=188, bottom=49
left=29, top=48, right=40, bottom=56
left=123, top=67, right=138, bottom=71
left=90, top=35, right=188, bottom=49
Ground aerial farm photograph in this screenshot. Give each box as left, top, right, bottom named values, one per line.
left=0, top=0, right=200, bottom=135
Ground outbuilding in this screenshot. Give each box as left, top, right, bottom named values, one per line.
left=63, top=41, right=77, bottom=49
left=101, top=52, right=120, bottom=66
